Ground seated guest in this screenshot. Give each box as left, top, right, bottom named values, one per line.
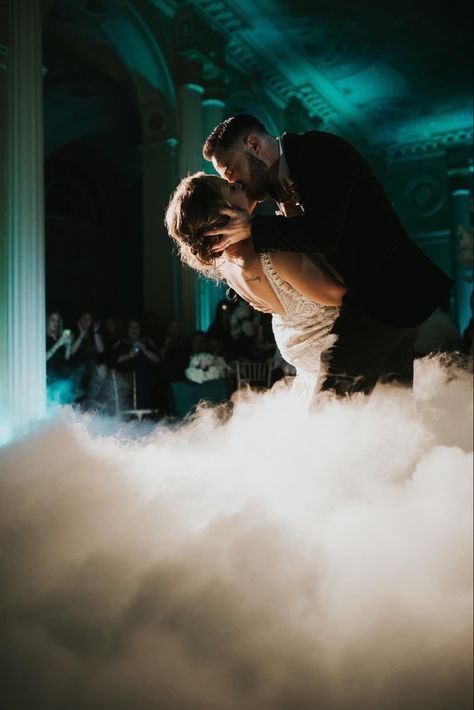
left=113, top=318, right=160, bottom=410
left=207, top=299, right=236, bottom=360
left=102, top=315, right=123, bottom=367
left=142, top=310, right=161, bottom=345
left=229, top=298, right=262, bottom=359
left=159, top=319, right=190, bottom=381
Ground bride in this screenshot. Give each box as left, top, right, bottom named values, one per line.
left=165, top=172, right=347, bottom=396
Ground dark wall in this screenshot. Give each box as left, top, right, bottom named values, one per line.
left=45, top=141, right=142, bottom=325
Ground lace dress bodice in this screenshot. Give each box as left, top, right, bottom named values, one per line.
left=259, top=253, right=340, bottom=381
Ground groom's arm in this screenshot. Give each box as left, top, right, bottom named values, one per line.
left=208, top=133, right=371, bottom=255
left=252, top=130, right=384, bottom=256
left=209, top=193, right=356, bottom=257
left=251, top=213, right=332, bottom=255
left=251, top=167, right=365, bottom=256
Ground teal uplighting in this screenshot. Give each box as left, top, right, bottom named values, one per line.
left=196, top=278, right=227, bottom=332
left=0, top=420, right=12, bottom=447
left=46, top=379, right=77, bottom=410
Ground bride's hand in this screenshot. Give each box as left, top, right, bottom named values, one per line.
left=203, top=208, right=252, bottom=253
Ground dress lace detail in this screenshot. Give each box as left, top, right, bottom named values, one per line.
left=259, top=253, right=340, bottom=391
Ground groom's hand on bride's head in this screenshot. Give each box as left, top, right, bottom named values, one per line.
left=204, top=208, right=252, bottom=253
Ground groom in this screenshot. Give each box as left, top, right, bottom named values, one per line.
left=202, top=114, right=453, bottom=395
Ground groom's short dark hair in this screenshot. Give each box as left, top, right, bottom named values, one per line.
left=203, top=114, right=267, bottom=161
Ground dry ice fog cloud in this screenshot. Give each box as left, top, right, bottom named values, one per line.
left=0, top=357, right=472, bottom=710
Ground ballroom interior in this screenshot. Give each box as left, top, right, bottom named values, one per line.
left=0, top=5, right=473, bottom=710
left=0, top=0, right=472, bottom=428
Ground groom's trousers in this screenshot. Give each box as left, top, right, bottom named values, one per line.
left=320, top=299, right=419, bottom=396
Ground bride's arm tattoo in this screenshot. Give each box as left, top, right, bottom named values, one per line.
left=244, top=275, right=261, bottom=283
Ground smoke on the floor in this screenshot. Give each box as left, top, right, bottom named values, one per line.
left=0, top=357, right=472, bottom=710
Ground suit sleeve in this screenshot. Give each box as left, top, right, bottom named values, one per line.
left=251, top=131, right=366, bottom=255
left=251, top=214, right=325, bottom=253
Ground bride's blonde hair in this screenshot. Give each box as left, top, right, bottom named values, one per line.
left=165, top=172, right=229, bottom=278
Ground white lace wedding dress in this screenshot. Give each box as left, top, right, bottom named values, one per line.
left=260, top=253, right=340, bottom=399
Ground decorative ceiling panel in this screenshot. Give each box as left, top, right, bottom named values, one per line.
left=187, top=0, right=473, bottom=153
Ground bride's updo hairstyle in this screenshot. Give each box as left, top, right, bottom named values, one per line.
left=165, top=172, right=229, bottom=276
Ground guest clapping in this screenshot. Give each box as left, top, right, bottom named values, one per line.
left=69, top=311, right=106, bottom=408
left=71, top=311, right=104, bottom=359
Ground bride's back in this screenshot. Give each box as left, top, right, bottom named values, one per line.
left=218, top=241, right=286, bottom=314
left=218, top=242, right=346, bottom=314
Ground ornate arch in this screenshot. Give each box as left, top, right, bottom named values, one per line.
left=98, top=4, right=177, bottom=141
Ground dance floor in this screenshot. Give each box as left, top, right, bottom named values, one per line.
left=0, top=357, right=472, bottom=710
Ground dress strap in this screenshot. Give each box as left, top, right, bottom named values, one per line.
left=259, top=252, right=288, bottom=313
left=259, top=252, right=295, bottom=314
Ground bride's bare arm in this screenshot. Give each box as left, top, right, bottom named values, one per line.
left=270, top=252, right=347, bottom=306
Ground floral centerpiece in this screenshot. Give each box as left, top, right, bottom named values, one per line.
left=185, top=352, right=230, bottom=384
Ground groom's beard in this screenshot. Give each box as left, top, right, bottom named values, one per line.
left=243, top=152, right=270, bottom=202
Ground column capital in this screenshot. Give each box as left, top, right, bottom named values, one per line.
left=202, top=63, right=228, bottom=104
left=0, top=41, right=47, bottom=77
left=174, top=5, right=226, bottom=89
left=449, top=176, right=473, bottom=195
left=202, top=97, right=226, bottom=109
left=176, top=50, right=205, bottom=89
left=447, top=163, right=473, bottom=194
left=174, top=5, right=225, bottom=62
left=139, top=136, right=179, bottom=154
left=447, top=166, right=473, bottom=179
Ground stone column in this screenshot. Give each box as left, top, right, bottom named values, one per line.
left=140, top=136, right=180, bottom=325
left=449, top=170, right=473, bottom=332
left=0, top=0, right=46, bottom=440
left=176, top=55, right=205, bottom=336
left=0, top=38, right=8, bottom=443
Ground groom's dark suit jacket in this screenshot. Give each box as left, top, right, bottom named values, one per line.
left=251, top=131, right=453, bottom=328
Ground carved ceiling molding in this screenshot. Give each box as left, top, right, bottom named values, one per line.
left=373, top=127, right=474, bottom=160
left=189, top=0, right=250, bottom=34
left=187, top=0, right=338, bottom=127
left=168, top=1, right=472, bottom=154
left=225, top=34, right=336, bottom=123
left=1, top=42, right=48, bottom=77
